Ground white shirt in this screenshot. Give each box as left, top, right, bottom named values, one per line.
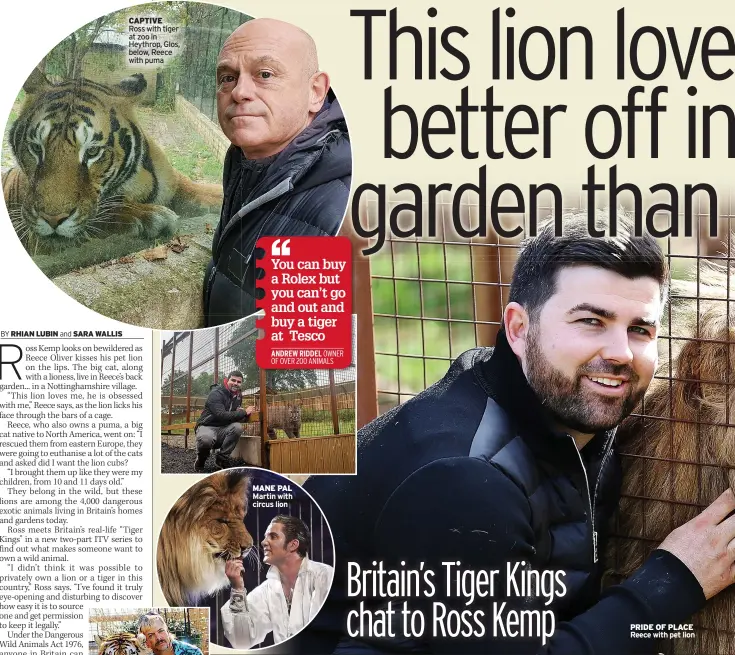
left=221, top=557, right=334, bottom=649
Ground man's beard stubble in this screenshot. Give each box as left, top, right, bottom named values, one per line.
left=524, top=328, right=646, bottom=434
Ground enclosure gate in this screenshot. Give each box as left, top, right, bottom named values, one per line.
left=161, top=319, right=356, bottom=474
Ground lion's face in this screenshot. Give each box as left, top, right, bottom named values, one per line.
left=9, top=70, right=147, bottom=242
left=202, top=478, right=254, bottom=564
left=157, top=469, right=255, bottom=605
left=613, top=269, right=735, bottom=653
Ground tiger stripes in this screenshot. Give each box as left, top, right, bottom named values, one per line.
left=96, top=632, right=150, bottom=655
left=4, top=68, right=222, bottom=247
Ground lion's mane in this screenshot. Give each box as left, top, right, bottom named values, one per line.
left=611, top=265, right=735, bottom=654
left=157, top=469, right=254, bottom=607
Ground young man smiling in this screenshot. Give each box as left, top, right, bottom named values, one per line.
left=194, top=371, right=255, bottom=471
left=299, top=215, right=735, bottom=654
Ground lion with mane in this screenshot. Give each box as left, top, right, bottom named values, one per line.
left=157, top=469, right=254, bottom=607
left=610, top=264, right=735, bottom=654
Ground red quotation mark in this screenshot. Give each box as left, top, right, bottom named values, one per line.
left=271, top=239, right=291, bottom=256
left=255, top=236, right=352, bottom=369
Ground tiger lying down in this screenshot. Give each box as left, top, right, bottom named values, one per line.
left=610, top=265, right=735, bottom=655
left=2, top=68, right=222, bottom=248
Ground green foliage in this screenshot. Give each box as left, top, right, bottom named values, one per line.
left=300, top=406, right=354, bottom=424
left=119, top=619, right=138, bottom=634
left=201, top=154, right=222, bottom=180
left=162, top=370, right=214, bottom=398
left=191, top=371, right=215, bottom=396
left=7, top=90, right=25, bottom=124
left=162, top=370, right=188, bottom=397
left=156, top=55, right=184, bottom=112
left=177, top=5, right=252, bottom=119
left=227, top=321, right=318, bottom=392
left=45, top=15, right=119, bottom=79
left=372, top=243, right=477, bottom=394
left=167, top=132, right=221, bottom=184
left=43, top=3, right=191, bottom=83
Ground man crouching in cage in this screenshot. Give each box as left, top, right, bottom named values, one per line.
left=297, top=214, right=735, bottom=654
left=194, top=370, right=255, bottom=471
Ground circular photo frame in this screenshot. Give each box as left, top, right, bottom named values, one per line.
left=156, top=468, right=334, bottom=649
left=2, top=1, right=351, bottom=329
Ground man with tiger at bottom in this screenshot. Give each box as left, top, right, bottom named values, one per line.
left=138, top=611, right=203, bottom=655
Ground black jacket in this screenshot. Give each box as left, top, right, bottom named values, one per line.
left=195, top=383, right=245, bottom=429
left=203, top=96, right=351, bottom=326
left=299, top=332, right=705, bottom=654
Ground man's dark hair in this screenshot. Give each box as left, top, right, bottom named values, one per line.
left=228, top=370, right=243, bottom=380
left=273, top=514, right=311, bottom=557
left=509, top=212, right=669, bottom=318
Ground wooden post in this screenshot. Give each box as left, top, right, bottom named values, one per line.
left=328, top=369, right=340, bottom=434
left=344, top=209, right=378, bottom=428
left=167, top=338, right=177, bottom=432
left=470, top=206, right=503, bottom=347
left=184, top=333, right=194, bottom=450
left=161, top=336, right=168, bottom=378
left=259, top=367, right=268, bottom=468
left=213, top=327, right=220, bottom=383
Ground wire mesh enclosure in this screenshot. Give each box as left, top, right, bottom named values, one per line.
left=161, top=316, right=356, bottom=474
left=367, top=194, right=519, bottom=414
left=178, top=4, right=252, bottom=122
left=358, top=190, right=735, bottom=652
left=88, top=607, right=209, bottom=655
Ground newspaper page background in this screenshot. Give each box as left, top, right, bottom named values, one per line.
left=0, top=7, right=153, bottom=655
left=3, top=0, right=734, bottom=653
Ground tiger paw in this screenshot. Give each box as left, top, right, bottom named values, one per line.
left=137, top=205, right=178, bottom=238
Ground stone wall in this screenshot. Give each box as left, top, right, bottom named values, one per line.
left=175, top=95, right=230, bottom=163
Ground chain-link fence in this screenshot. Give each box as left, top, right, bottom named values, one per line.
left=88, top=607, right=209, bottom=655
left=161, top=316, right=356, bottom=474
left=356, top=191, right=735, bottom=652
left=178, top=4, right=252, bottom=123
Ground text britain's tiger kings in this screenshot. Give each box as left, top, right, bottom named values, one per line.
left=2, top=68, right=223, bottom=248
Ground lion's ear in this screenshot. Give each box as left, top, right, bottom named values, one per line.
left=23, top=66, right=51, bottom=95
left=110, top=73, right=147, bottom=99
